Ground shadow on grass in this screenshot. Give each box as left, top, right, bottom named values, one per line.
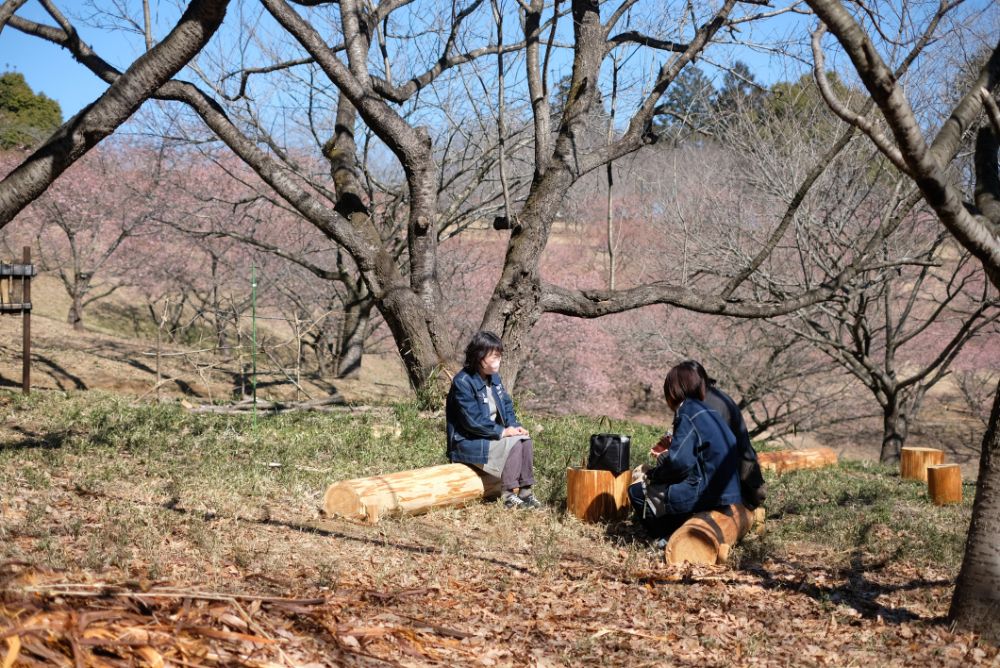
left=0, top=425, right=74, bottom=450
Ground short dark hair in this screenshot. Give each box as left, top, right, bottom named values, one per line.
left=663, top=362, right=706, bottom=407
left=681, top=359, right=716, bottom=386
left=464, top=331, right=503, bottom=372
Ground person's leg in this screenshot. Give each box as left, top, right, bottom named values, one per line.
left=627, top=481, right=646, bottom=519
left=500, top=441, right=525, bottom=508
left=516, top=438, right=536, bottom=490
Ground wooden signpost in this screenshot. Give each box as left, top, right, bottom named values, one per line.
left=0, top=247, right=34, bottom=394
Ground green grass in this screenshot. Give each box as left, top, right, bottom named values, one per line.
left=0, top=389, right=975, bottom=575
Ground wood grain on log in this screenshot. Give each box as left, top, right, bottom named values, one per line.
left=323, top=463, right=501, bottom=523
left=927, top=464, right=962, bottom=505
left=665, top=503, right=755, bottom=565
left=900, top=447, right=944, bottom=482
left=565, top=468, right=632, bottom=523
left=756, top=447, right=838, bottom=474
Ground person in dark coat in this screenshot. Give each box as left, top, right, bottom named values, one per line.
left=684, top=360, right=766, bottom=509
left=628, top=362, right=742, bottom=537
left=446, top=331, right=542, bottom=509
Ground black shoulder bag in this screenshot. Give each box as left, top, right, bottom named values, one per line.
left=587, top=418, right=631, bottom=475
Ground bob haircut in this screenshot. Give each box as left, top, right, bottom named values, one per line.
left=681, top=359, right=716, bottom=386
left=663, top=362, right=706, bottom=407
left=464, top=331, right=504, bottom=373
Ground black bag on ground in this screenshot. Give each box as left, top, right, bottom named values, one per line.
left=587, top=433, right=631, bottom=475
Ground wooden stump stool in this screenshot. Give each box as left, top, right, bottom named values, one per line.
left=927, top=464, right=962, bottom=505
left=566, top=468, right=632, bottom=523
left=757, top=447, right=838, bottom=474
left=900, top=447, right=944, bottom=482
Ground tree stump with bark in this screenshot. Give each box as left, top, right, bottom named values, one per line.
left=323, top=464, right=501, bottom=523
left=900, top=447, right=945, bottom=482
left=927, top=464, right=963, bottom=505
left=665, top=503, right=758, bottom=565
left=565, top=468, right=632, bottom=523
left=756, top=447, right=838, bottom=474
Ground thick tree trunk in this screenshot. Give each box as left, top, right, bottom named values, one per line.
left=880, top=398, right=908, bottom=464
left=949, top=377, right=1000, bottom=643
left=336, top=293, right=372, bottom=379
left=67, top=293, right=84, bottom=331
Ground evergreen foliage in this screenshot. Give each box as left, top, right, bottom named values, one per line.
left=0, top=71, right=62, bottom=149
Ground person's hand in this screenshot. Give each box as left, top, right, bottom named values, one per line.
left=649, top=433, right=671, bottom=458
left=502, top=426, right=529, bottom=438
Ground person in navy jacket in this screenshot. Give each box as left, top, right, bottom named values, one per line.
left=446, top=331, right=542, bottom=509
left=628, top=362, right=742, bottom=537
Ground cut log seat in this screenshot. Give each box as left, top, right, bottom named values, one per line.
left=665, top=503, right=761, bottom=565
left=323, top=463, right=501, bottom=523
left=565, top=468, right=632, bottom=523
left=927, top=464, right=962, bottom=505
left=756, top=446, right=838, bottom=474
left=900, top=447, right=945, bottom=482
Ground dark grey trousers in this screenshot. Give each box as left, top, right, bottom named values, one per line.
left=500, top=438, right=535, bottom=491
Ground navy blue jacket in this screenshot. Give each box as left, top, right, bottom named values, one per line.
left=446, top=368, right=521, bottom=465
left=646, top=398, right=742, bottom=516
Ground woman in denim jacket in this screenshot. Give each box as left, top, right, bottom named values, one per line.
left=446, top=331, right=542, bottom=509
left=628, top=362, right=742, bottom=537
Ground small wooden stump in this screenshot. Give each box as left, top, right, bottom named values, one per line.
left=927, top=464, right=962, bottom=505
left=900, top=447, right=945, bottom=482
left=323, top=463, right=501, bottom=523
left=566, top=468, right=632, bottom=523
left=757, top=447, right=838, bottom=474
left=665, top=503, right=756, bottom=565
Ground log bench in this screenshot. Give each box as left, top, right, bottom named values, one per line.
left=756, top=446, right=838, bottom=474
left=665, top=504, right=765, bottom=565
left=323, top=463, right=501, bottom=523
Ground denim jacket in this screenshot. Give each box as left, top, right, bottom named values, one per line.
left=446, top=368, right=521, bottom=464
left=645, top=398, right=742, bottom=516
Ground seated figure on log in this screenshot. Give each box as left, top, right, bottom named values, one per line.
left=446, top=331, right=543, bottom=510
left=686, top=360, right=766, bottom=510
left=628, top=362, right=742, bottom=537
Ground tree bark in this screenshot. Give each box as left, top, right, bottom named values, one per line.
left=336, top=292, right=372, bottom=379
left=949, top=377, right=1000, bottom=643
left=880, top=397, right=909, bottom=464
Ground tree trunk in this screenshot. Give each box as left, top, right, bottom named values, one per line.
left=67, top=291, right=84, bottom=331
left=949, top=376, right=1000, bottom=643
left=880, top=398, right=908, bottom=464
left=336, top=293, right=372, bottom=379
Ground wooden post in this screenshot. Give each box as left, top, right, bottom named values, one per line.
left=927, top=464, right=962, bottom=505
left=756, top=447, right=838, bottom=474
left=21, top=246, right=30, bottom=395
left=900, top=447, right=944, bottom=482
left=323, top=463, right=502, bottom=523
left=665, top=503, right=756, bottom=565
left=565, top=468, right=632, bottom=523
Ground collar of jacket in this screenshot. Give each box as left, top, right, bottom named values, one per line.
left=467, top=371, right=500, bottom=389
